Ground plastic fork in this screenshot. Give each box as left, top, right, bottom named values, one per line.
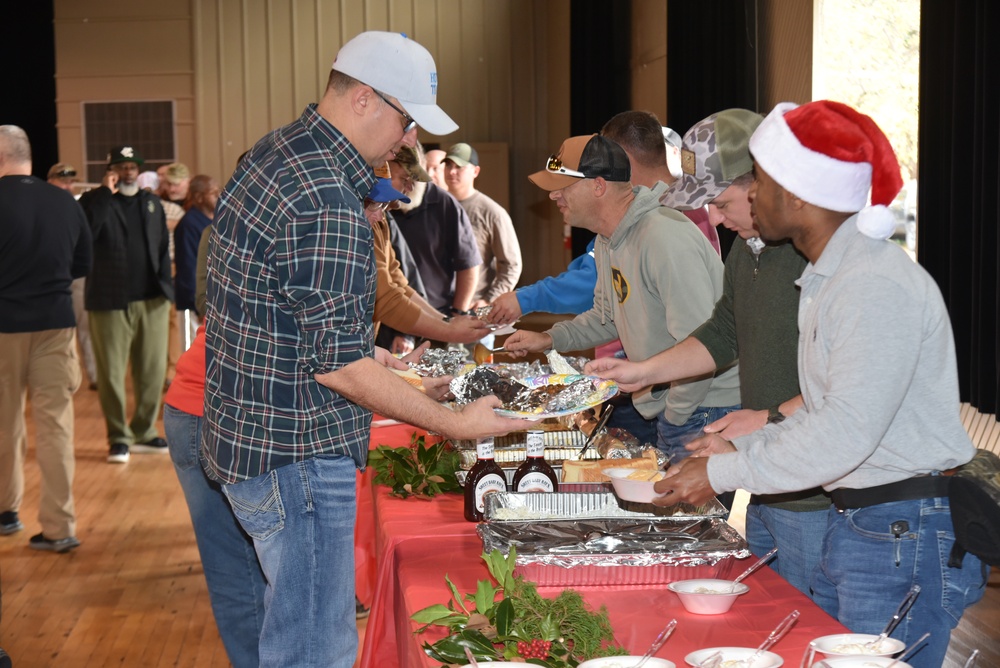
left=863, top=584, right=920, bottom=650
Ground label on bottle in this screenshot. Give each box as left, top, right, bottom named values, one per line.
left=525, top=430, right=545, bottom=458
left=516, top=471, right=555, bottom=493
left=476, top=438, right=495, bottom=459
left=474, top=474, right=507, bottom=512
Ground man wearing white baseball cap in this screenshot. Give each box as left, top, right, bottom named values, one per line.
left=655, top=100, right=985, bottom=668
left=204, top=31, right=522, bottom=667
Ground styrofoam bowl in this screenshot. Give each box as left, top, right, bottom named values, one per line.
left=685, top=647, right=783, bottom=668
left=603, top=467, right=666, bottom=503
left=812, top=658, right=912, bottom=668
left=810, top=634, right=906, bottom=658
left=578, top=657, right=675, bottom=668
left=667, top=578, right=749, bottom=614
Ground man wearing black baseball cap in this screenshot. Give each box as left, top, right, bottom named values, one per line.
left=78, top=144, right=173, bottom=465
left=506, top=134, right=740, bottom=458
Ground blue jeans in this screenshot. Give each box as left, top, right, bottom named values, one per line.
left=223, top=454, right=358, bottom=667
left=811, top=496, right=987, bottom=668
left=656, top=405, right=740, bottom=463
left=163, top=405, right=265, bottom=668
left=745, top=502, right=829, bottom=597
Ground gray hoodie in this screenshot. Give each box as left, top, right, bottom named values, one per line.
left=548, top=183, right=741, bottom=424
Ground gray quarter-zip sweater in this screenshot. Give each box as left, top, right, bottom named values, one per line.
left=547, top=183, right=741, bottom=424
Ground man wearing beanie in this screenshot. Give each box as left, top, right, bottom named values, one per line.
left=203, top=31, right=524, bottom=666
left=587, top=109, right=826, bottom=598
left=657, top=101, right=985, bottom=668
left=79, top=144, right=173, bottom=464
left=506, top=134, right=741, bottom=458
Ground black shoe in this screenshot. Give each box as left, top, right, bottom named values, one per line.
left=108, top=443, right=130, bottom=463
left=355, top=596, right=370, bottom=620
left=0, top=510, right=23, bottom=535
left=29, top=532, right=81, bottom=553
left=132, top=437, right=169, bottom=454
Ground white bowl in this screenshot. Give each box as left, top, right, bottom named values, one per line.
left=810, top=634, right=906, bottom=658
left=685, top=647, right=783, bottom=668
left=578, top=657, right=675, bottom=668
left=603, top=467, right=666, bottom=502
left=460, top=663, right=519, bottom=667
left=812, top=658, right=912, bottom=668
left=667, top=578, right=749, bottom=615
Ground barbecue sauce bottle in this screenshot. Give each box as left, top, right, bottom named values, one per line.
left=464, top=437, right=507, bottom=521
left=512, top=430, right=559, bottom=493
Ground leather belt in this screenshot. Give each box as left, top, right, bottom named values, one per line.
left=830, top=475, right=951, bottom=510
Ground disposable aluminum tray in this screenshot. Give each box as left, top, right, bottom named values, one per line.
left=477, top=509, right=749, bottom=587
left=483, top=491, right=728, bottom=521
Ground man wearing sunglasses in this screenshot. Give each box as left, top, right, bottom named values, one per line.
left=204, top=31, right=526, bottom=667
left=505, top=134, right=740, bottom=463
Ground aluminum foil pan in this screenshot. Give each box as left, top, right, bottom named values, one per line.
left=483, top=491, right=727, bottom=521
left=477, top=515, right=749, bottom=586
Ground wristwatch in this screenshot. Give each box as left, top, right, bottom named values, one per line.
left=767, top=405, right=786, bottom=424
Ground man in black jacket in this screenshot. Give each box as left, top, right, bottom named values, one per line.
left=79, top=145, right=174, bottom=464
left=0, top=125, right=91, bottom=551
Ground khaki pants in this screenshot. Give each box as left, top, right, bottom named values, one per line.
left=89, top=297, right=170, bottom=446
left=0, top=328, right=80, bottom=540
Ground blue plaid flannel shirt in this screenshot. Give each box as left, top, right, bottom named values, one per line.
left=203, top=104, right=378, bottom=484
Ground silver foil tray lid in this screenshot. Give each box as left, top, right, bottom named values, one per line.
left=477, top=516, right=750, bottom=568
left=483, top=491, right=727, bottom=521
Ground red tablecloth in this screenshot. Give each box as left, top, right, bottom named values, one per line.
left=358, top=487, right=850, bottom=668
left=356, top=421, right=438, bottom=606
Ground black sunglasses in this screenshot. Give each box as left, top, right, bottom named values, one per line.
left=373, top=89, right=417, bottom=133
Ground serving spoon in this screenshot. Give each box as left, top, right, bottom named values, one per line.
left=742, top=610, right=800, bottom=667
left=473, top=343, right=511, bottom=365
left=883, top=632, right=930, bottom=668
left=728, top=546, right=778, bottom=592
left=629, top=618, right=678, bottom=668
left=863, top=584, right=920, bottom=650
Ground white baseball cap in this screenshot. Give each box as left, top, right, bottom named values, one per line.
left=332, top=31, right=458, bottom=136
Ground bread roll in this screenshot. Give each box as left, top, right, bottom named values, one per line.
left=561, top=449, right=658, bottom=483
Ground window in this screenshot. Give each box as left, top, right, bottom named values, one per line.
left=82, top=100, right=176, bottom=183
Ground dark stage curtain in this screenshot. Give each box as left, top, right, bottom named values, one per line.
left=667, top=0, right=758, bottom=258
left=919, top=0, right=1000, bottom=415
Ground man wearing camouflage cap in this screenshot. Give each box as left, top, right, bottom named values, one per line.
left=586, top=109, right=827, bottom=597
left=78, top=144, right=173, bottom=465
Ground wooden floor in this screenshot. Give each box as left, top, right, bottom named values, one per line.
left=0, top=385, right=995, bottom=667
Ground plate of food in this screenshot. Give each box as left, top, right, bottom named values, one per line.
left=491, top=374, right=618, bottom=419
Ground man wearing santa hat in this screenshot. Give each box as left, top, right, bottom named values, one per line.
left=654, top=100, right=986, bottom=668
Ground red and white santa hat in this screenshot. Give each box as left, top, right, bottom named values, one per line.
left=749, top=100, right=903, bottom=239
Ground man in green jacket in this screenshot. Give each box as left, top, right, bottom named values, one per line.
left=586, top=110, right=828, bottom=598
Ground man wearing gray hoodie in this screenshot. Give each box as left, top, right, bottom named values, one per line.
left=505, top=134, right=741, bottom=460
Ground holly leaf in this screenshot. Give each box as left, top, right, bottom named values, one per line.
left=494, top=597, right=515, bottom=636
left=410, top=603, right=456, bottom=625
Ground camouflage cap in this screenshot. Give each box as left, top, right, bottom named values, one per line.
left=393, top=145, right=431, bottom=182
left=660, top=109, right=763, bottom=210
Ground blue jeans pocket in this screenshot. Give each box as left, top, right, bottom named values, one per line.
left=224, top=471, right=286, bottom=541
left=163, top=405, right=201, bottom=472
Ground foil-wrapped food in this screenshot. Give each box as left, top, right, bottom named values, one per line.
left=450, top=366, right=607, bottom=415
left=407, top=348, right=468, bottom=377
left=477, top=515, right=749, bottom=586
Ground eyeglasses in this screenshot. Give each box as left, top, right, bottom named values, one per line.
left=54, top=169, right=77, bottom=178
left=545, top=155, right=586, bottom=179
left=365, top=199, right=390, bottom=212
left=373, top=89, right=417, bottom=133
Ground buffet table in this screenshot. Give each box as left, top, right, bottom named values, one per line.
left=358, top=484, right=851, bottom=668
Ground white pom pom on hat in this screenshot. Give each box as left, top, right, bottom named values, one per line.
left=748, top=100, right=903, bottom=239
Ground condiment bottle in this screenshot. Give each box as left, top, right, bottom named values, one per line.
left=512, top=430, right=559, bottom=493
left=464, top=437, right=507, bottom=521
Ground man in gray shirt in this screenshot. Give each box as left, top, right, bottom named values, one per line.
left=656, top=100, right=985, bottom=668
